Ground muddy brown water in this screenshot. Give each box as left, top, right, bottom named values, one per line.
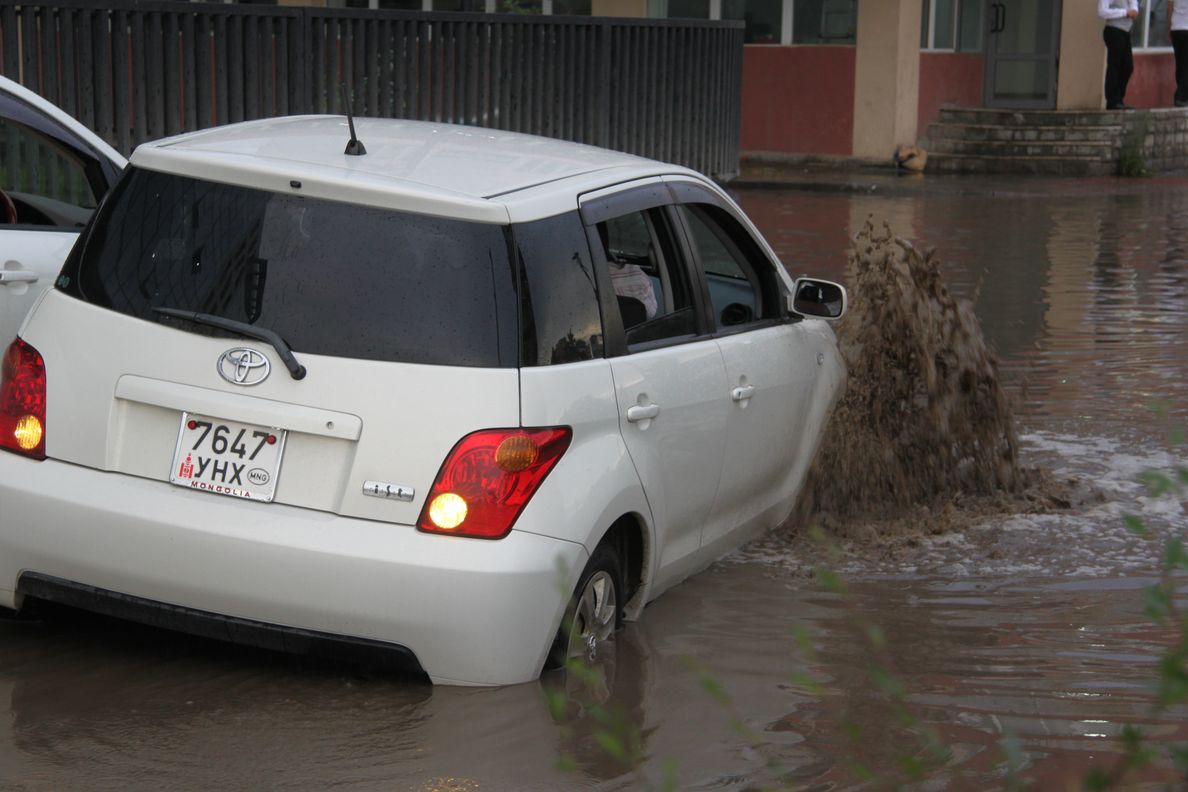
left=2, top=176, right=1187, bottom=791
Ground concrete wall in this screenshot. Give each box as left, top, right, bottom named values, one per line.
left=851, top=0, right=923, bottom=158
left=1129, top=52, right=1177, bottom=108
left=1056, top=3, right=1106, bottom=109
left=917, top=51, right=983, bottom=135
left=740, top=46, right=855, bottom=155
left=591, top=0, right=647, bottom=15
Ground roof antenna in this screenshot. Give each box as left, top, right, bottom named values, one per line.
left=340, top=83, right=367, bottom=157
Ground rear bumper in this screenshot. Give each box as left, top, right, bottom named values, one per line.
left=0, top=455, right=587, bottom=685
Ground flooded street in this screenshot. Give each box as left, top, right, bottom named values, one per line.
left=2, top=174, right=1186, bottom=790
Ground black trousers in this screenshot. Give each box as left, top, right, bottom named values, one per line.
left=1172, top=29, right=1188, bottom=104
left=1103, top=25, right=1134, bottom=109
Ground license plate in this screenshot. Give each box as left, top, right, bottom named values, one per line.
left=169, top=412, right=287, bottom=502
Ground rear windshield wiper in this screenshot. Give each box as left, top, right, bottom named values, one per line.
left=152, top=307, right=307, bottom=380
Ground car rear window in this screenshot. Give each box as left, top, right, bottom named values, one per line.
left=58, top=167, right=518, bottom=368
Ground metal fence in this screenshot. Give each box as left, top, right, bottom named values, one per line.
left=0, top=1, right=743, bottom=178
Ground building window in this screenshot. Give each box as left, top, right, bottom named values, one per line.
left=722, top=0, right=782, bottom=43
left=792, top=0, right=856, bottom=44
left=648, top=0, right=711, bottom=19
left=920, top=0, right=983, bottom=51
left=1133, top=0, right=1171, bottom=48
left=552, top=0, right=592, bottom=14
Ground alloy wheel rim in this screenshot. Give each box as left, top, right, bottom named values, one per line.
left=567, top=570, right=617, bottom=663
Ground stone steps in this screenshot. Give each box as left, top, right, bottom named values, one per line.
left=927, top=121, right=1120, bottom=144
left=924, top=152, right=1117, bottom=176
left=919, top=106, right=1154, bottom=175
left=924, top=137, right=1117, bottom=159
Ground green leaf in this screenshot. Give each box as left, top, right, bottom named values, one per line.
left=1138, top=471, right=1171, bottom=496
left=1171, top=744, right=1188, bottom=773
left=898, top=754, right=925, bottom=780
left=792, top=623, right=816, bottom=660
left=869, top=666, right=906, bottom=698
left=1143, top=585, right=1172, bottom=624
left=1083, top=768, right=1109, bottom=791
left=544, top=688, right=567, bottom=720
left=698, top=672, right=730, bottom=706
left=1123, top=514, right=1149, bottom=538
left=814, top=566, right=848, bottom=595
left=844, top=762, right=875, bottom=782
left=790, top=671, right=824, bottom=696
left=660, top=758, right=679, bottom=792
left=595, top=731, right=628, bottom=762
left=1000, top=734, right=1024, bottom=771
left=1119, top=724, right=1144, bottom=754
left=1164, top=537, right=1187, bottom=573
left=866, top=623, right=886, bottom=649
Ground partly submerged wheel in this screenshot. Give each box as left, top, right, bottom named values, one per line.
left=550, top=543, right=623, bottom=669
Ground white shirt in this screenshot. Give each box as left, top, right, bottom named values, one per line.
left=1172, top=0, right=1188, bottom=31
left=608, top=261, right=658, bottom=319
left=1099, top=0, right=1139, bottom=30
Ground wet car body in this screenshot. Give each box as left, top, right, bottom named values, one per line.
left=0, top=117, right=845, bottom=685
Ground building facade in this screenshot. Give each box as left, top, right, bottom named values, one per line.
left=218, top=0, right=1183, bottom=160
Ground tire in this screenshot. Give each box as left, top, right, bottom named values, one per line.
left=547, top=542, right=623, bottom=670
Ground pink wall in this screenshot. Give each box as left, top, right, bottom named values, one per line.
left=917, top=51, right=984, bottom=133
left=1128, top=52, right=1177, bottom=108
left=740, top=46, right=856, bottom=156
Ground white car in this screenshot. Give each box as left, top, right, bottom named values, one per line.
left=0, top=117, right=845, bottom=685
left=0, top=76, right=126, bottom=346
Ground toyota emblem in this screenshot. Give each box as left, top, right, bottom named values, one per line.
left=217, top=348, right=271, bottom=386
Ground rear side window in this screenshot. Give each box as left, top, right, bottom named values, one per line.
left=58, top=168, right=518, bottom=368
left=514, top=211, right=602, bottom=366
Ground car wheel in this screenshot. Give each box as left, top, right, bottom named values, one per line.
left=550, top=543, right=623, bottom=669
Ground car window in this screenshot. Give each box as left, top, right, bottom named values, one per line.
left=58, top=168, right=519, bottom=368
left=0, top=115, right=101, bottom=227
left=595, top=208, right=698, bottom=350
left=514, top=211, right=603, bottom=366
left=676, top=203, right=779, bottom=330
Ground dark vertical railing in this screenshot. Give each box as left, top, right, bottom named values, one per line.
left=0, top=0, right=743, bottom=179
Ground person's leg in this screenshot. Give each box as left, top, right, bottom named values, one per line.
left=1173, top=30, right=1188, bottom=105
left=1103, top=27, right=1125, bottom=108
left=1119, top=28, right=1135, bottom=104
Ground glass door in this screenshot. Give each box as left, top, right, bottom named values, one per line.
left=983, top=0, right=1062, bottom=108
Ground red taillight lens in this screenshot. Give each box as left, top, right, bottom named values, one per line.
left=0, top=338, right=47, bottom=460
left=418, top=427, right=572, bottom=539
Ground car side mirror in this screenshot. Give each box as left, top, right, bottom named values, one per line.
left=789, top=278, right=847, bottom=320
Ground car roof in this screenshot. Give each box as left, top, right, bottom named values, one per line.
left=131, top=116, right=700, bottom=224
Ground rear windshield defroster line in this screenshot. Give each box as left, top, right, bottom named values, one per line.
left=59, top=168, right=519, bottom=368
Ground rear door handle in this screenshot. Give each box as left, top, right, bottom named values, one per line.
left=731, top=385, right=755, bottom=402
left=626, top=403, right=660, bottom=423
left=0, top=270, right=38, bottom=285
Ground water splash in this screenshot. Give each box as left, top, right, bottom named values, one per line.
left=793, top=219, right=1025, bottom=531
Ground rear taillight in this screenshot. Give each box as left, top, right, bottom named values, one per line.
left=418, top=427, right=572, bottom=540
left=0, top=338, right=47, bottom=460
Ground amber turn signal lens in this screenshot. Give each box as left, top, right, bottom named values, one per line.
left=495, top=434, right=539, bottom=473
left=13, top=415, right=43, bottom=451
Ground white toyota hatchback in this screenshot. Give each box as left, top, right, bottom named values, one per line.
left=0, top=117, right=845, bottom=685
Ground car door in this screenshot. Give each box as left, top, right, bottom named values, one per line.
left=580, top=180, right=730, bottom=595
left=0, top=78, right=125, bottom=346
left=667, top=180, right=825, bottom=550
